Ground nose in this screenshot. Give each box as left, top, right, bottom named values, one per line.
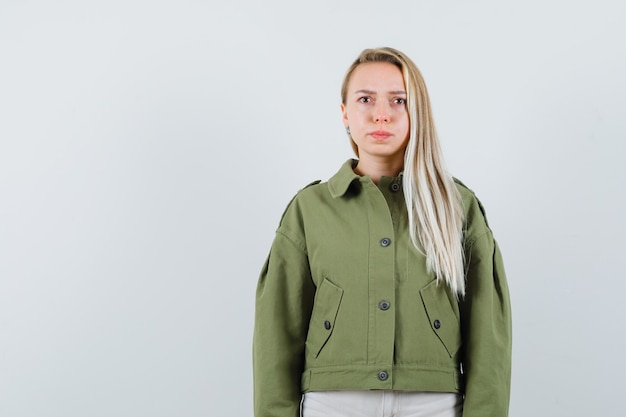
left=374, top=102, right=390, bottom=124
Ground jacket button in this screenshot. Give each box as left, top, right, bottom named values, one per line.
left=380, top=238, right=391, bottom=247
left=390, top=182, right=401, bottom=192
left=378, top=371, right=389, bottom=381
left=324, top=320, right=331, bottom=330
left=378, top=300, right=391, bottom=311
left=434, top=319, right=441, bottom=329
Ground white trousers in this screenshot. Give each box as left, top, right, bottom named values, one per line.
left=301, top=390, right=463, bottom=417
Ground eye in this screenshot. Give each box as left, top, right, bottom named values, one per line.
left=394, top=98, right=406, bottom=105
left=358, top=96, right=372, bottom=104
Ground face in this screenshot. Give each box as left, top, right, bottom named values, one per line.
left=341, top=62, right=410, bottom=164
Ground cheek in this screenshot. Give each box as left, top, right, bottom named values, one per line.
left=398, top=112, right=409, bottom=129
left=401, top=119, right=410, bottom=139
left=349, top=110, right=369, bottom=127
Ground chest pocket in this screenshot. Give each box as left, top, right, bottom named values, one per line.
left=305, top=278, right=344, bottom=358
left=420, top=279, right=462, bottom=358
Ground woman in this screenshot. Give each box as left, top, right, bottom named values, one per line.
left=253, top=47, right=512, bottom=417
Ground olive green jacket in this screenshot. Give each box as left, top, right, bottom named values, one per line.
left=253, top=160, right=512, bottom=417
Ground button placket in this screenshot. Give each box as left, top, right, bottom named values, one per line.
left=364, top=180, right=397, bottom=368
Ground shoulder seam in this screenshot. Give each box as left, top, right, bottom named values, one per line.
left=276, top=229, right=307, bottom=254
left=303, top=179, right=321, bottom=189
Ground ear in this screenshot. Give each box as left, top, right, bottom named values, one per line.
left=341, top=103, right=348, bottom=128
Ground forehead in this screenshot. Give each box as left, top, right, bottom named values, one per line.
left=348, top=62, right=405, bottom=92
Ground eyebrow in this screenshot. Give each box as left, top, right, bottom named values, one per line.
left=353, top=89, right=406, bottom=95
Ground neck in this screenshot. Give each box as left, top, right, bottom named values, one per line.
left=354, top=156, right=404, bottom=185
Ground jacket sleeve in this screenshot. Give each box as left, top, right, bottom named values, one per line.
left=253, top=216, right=315, bottom=417
left=460, top=226, right=512, bottom=416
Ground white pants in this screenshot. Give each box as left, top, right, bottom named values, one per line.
left=301, top=390, right=463, bottom=417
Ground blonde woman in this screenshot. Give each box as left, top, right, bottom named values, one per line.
left=253, top=47, right=512, bottom=417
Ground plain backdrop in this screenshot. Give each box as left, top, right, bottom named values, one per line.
left=1, top=1, right=625, bottom=416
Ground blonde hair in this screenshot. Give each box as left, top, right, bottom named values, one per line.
left=341, top=47, right=466, bottom=297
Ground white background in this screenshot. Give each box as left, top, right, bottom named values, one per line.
left=1, top=1, right=625, bottom=416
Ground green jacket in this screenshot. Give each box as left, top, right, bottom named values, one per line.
left=253, top=160, right=512, bottom=417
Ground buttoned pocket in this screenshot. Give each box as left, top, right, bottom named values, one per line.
left=420, top=280, right=461, bottom=357
left=306, top=277, right=344, bottom=358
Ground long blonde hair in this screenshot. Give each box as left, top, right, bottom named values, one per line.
left=341, top=47, right=466, bottom=297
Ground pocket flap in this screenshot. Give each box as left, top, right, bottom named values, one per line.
left=420, top=279, right=461, bottom=357
left=307, top=278, right=344, bottom=358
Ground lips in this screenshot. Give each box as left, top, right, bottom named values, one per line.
left=369, top=130, right=392, bottom=140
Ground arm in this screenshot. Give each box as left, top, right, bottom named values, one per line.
left=253, top=230, right=315, bottom=417
left=460, top=230, right=512, bottom=417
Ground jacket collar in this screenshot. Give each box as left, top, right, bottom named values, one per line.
left=328, top=159, right=405, bottom=198
left=328, top=159, right=360, bottom=198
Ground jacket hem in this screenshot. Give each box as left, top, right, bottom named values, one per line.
left=301, top=365, right=463, bottom=393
